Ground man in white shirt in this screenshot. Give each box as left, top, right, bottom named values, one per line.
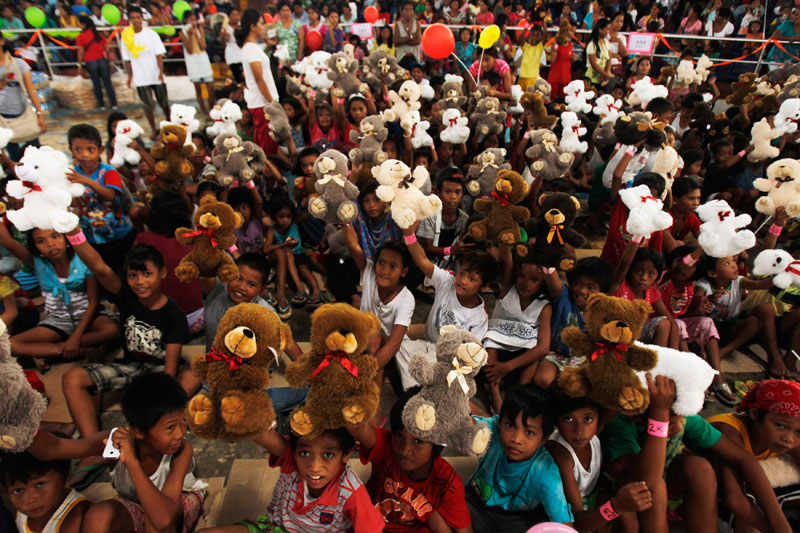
left=120, top=6, right=169, bottom=138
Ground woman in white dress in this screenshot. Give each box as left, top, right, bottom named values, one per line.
left=181, top=10, right=214, bottom=116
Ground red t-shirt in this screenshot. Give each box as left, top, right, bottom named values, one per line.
left=341, top=122, right=360, bottom=150
left=601, top=199, right=663, bottom=270
left=134, top=232, right=203, bottom=313
left=659, top=279, right=694, bottom=317
left=75, top=29, right=105, bottom=62
left=361, top=428, right=471, bottom=532
left=669, top=211, right=701, bottom=241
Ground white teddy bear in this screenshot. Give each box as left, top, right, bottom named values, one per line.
left=161, top=104, right=199, bottom=146
left=407, top=110, right=433, bottom=149
left=619, top=184, right=673, bottom=238
left=696, top=199, right=757, bottom=258
left=559, top=111, right=588, bottom=154
left=0, top=127, right=14, bottom=178
left=440, top=108, right=470, bottom=144
left=676, top=59, right=698, bottom=85
left=753, top=249, right=800, bottom=290
left=373, top=159, right=442, bottom=229
left=651, top=146, right=681, bottom=199
left=206, top=99, right=242, bottom=138
left=563, top=80, right=594, bottom=114
left=634, top=343, right=718, bottom=416
left=592, top=94, right=624, bottom=125
left=418, top=78, right=435, bottom=101
left=773, top=98, right=800, bottom=136
left=383, top=80, right=423, bottom=132
left=6, top=146, right=85, bottom=233
left=110, top=119, right=145, bottom=168
left=627, top=76, right=668, bottom=108
left=748, top=118, right=780, bottom=163
left=292, top=51, right=333, bottom=90
left=507, top=85, right=524, bottom=114
left=694, top=55, right=714, bottom=83
left=754, top=158, right=800, bottom=217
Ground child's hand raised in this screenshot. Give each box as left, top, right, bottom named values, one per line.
left=110, top=427, right=138, bottom=466
left=646, top=373, right=676, bottom=414
left=402, top=220, right=421, bottom=237
left=612, top=481, right=653, bottom=513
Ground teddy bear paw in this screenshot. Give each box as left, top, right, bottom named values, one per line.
left=559, top=369, right=586, bottom=397
left=395, top=210, right=417, bottom=229
left=52, top=212, right=79, bottom=234
left=457, top=342, right=486, bottom=367
left=469, top=225, right=486, bottom=241
left=175, top=263, right=200, bottom=282
left=309, top=198, right=328, bottom=218
left=154, top=161, right=168, bottom=175
left=499, top=231, right=517, bottom=246
left=0, top=435, right=16, bottom=449
left=466, top=180, right=481, bottom=196
left=787, top=202, right=800, bottom=218
left=755, top=197, right=774, bottom=214
left=220, top=395, right=247, bottom=426
left=559, top=257, right=575, bottom=271
left=179, top=161, right=194, bottom=176
left=242, top=169, right=254, bottom=180
left=290, top=410, right=314, bottom=436
left=218, top=265, right=239, bottom=283
left=337, top=202, right=357, bottom=222
left=516, top=244, right=529, bottom=257
left=342, top=404, right=366, bottom=425
left=618, top=387, right=647, bottom=413
left=375, top=151, right=387, bottom=163
left=472, top=426, right=491, bottom=455
left=414, top=404, right=436, bottom=431
left=188, top=394, right=213, bottom=426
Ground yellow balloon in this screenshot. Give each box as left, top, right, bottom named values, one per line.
left=479, top=25, right=501, bottom=49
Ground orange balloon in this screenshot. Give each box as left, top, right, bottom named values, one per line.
left=421, top=23, right=454, bottom=59
left=306, top=29, right=323, bottom=52
left=263, top=13, right=274, bottom=24
left=364, top=5, right=379, bottom=23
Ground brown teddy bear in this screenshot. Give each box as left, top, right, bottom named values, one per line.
left=150, top=124, right=195, bottom=196
left=187, top=303, right=293, bottom=441
left=285, top=303, right=381, bottom=438
left=559, top=294, right=658, bottom=415
left=530, top=192, right=587, bottom=268
left=468, top=169, right=530, bottom=255
left=175, top=196, right=242, bottom=283
left=292, top=175, right=318, bottom=206
left=520, top=90, right=558, bottom=129
left=726, top=72, right=757, bottom=106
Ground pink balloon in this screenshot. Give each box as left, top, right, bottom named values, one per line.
left=527, top=524, right=578, bottom=533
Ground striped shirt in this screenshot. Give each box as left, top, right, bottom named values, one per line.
left=268, top=447, right=384, bottom=532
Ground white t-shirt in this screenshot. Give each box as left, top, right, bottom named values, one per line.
left=695, top=276, right=743, bottom=321
left=119, top=28, right=166, bottom=88
left=224, top=28, right=242, bottom=64
left=705, top=20, right=734, bottom=38
left=360, top=260, right=415, bottom=337
left=425, top=266, right=489, bottom=343
left=241, top=41, right=279, bottom=109
left=602, top=145, right=649, bottom=189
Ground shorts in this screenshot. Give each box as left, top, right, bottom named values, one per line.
left=116, top=492, right=203, bottom=532
left=83, top=361, right=163, bottom=394
left=239, top=514, right=287, bottom=533
left=678, top=316, right=719, bottom=347
left=544, top=352, right=586, bottom=373
left=38, top=315, right=78, bottom=339
left=715, top=317, right=747, bottom=345
left=639, top=316, right=688, bottom=343
left=136, top=84, right=169, bottom=113
left=292, top=252, right=311, bottom=270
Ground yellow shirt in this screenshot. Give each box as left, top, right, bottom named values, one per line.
left=520, top=41, right=544, bottom=79
left=707, top=412, right=777, bottom=461
left=372, top=43, right=396, bottom=57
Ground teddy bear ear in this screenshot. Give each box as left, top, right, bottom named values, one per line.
left=200, top=196, right=215, bottom=207
left=440, top=325, right=459, bottom=337
left=371, top=165, right=381, bottom=179
left=279, top=323, right=293, bottom=352
left=633, top=300, right=654, bottom=320
left=233, top=212, right=244, bottom=229
left=571, top=196, right=581, bottom=211
left=585, top=293, right=605, bottom=311
left=538, top=193, right=549, bottom=206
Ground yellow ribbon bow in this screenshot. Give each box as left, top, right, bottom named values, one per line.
left=446, top=357, right=473, bottom=395
left=547, top=224, right=564, bottom=244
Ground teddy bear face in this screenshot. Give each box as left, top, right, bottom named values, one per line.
left=398, top=80, right=422, bottom=103
left=116, top=119, right=144, bottom=139
left=160, top=124, right=189, bottom=147
left=583, top=294, right=652, bottom=346
left=373, top=158, right=412, bottom=186
left=696, top=199, right=745, bottom=227
left=219, top=100, right=242, bottom=123
left=314, top=150, right=350, bottom=183
left=539, top=193, right=580, bottom=226
left=194, top=195, right=243, bottom=234
left=766, top=159, right=800, bottom=190
left=214, top=303, right=292, bottom=368
left=493, top=169, right=529, bottom=204
left=533, top=78, right=551, bottom=100
left=436, top=325, right=487, bottom=371
left=328, top=52, right=355, bottom=75
left=15, top=146, right=71, bottom=183
left=170, top=104, right=197, bottom=127
left=359, top=116, right=386, bottom=138
left=310, top=303, right=380, bottom=358
left=442, top=108, right=464, bottom=125
left=479, top=148, right=504, bottom=168
left=477, top=96, right=501, bottom=114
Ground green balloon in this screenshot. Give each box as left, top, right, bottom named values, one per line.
left=24, top=7, right=46, bottom=29
left=1, top=32, right=13, bottom=39
left=155, top=25, right=176, bottom=36
left=101, top=4, right=121, bottom=25
left=173, top=0, right=191, bottom=21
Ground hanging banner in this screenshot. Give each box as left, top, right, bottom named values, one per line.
left=627, top=32, right=656, bottom=55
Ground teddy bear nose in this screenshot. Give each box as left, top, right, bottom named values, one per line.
left=615, top=321, right=628, bottom=329
left=242, top=328, right=254, bottom=339
left=548, top=209, right=559, bottom=216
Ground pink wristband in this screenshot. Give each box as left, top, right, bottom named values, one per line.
left=631, top=235, right=644, bottom=244
left=599, top=500, right=619, bottom=521
left=769, top=224, right=783, bottom=236
left=443, top=246, right=451, bottom=256
left=67, top=230, right=86, bottom=246
left=337, top=98, right=345, bottom=104
left=523, top=130, right=530, bottom=139
left=245, top=180, right=255, bottom=189
left=737, top=149, right=746, bottom=157
left=228, top=244, right=238, bottom=254
left=542, top=267, right=556, bottom=274
left=404, top=234, right=417, bottom=245
left=615, top=142, right=622, bottom=150
left=682, top=254, right=698, bottom=266
left=625, top=149, right=635, bottom=157
left=383, top=94, right=390, bottom=102
left=647, top=418, right=669, bottom=438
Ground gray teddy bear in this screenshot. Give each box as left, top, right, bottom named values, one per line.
left=0, top=319, right=47, bottom=452
left=360, top=49, right=405, bottom=96
left=263, top=101, right=292, bottom=145
left=436, top=74, right=468, bottom=111
left=327, top=52, right=368, bottom=99
left=310, top=149, right=360, bottom=224
left=525, top=130, right=575, bottom=181
left=470, top=96, right=506, bottom=136
left=212, top=133, right=267, bottom=187
left=401, top=326, right=492, bottom=457
left=466, top=148, right=511, bottom=198
left=348, top=116, right=389, bottom=165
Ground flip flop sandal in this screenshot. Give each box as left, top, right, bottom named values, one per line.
left=265, top=293, right=277, bottom=307
left=710, top=382, right=739, bottom=407
left=277, top=304, right=293, bottom=321
left=291, top=292, right=308, bottom=306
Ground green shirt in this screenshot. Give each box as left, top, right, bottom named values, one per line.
left=601, top=414, right=722, bottom=470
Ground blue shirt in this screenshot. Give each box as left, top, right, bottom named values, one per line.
left=274, top=223, right=303, bottom=255
left=74, top=163, right=133, bottom=245
left=468, top=415, right=574, bottom=522
left=549, top=282, right=584, bottom=354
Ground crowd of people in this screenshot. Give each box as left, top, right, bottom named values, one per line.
left=0, top=0, right=799, bottom=532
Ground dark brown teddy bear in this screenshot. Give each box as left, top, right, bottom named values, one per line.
left=286, top=303, right=381, bottom=438
left=175, top=196, right=242, bottom=283
left=187, top=303, right=293, bottom=441
left=559, top=294, right=658, bottom=415
left=150, top=124, right=195, bottom=197
left=531, top=192, right=587, bottom=268
left=468, top=170, right=530, bottom=256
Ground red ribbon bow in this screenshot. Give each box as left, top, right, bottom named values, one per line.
left=591, top=341, right=628, bottom=361
left=205, top=346, right=244, bottom=371
left=312, top=350, right=359, bottom=378
left=786, top=260, right=800, bottom=277
left=181, top=226, right=218, bottom=248
left=640, top=195, right=658, bottom=203
left=491, top=190, right=510, bottom=206
left=121, top=127, right=131, bottom=134
left=571, top=125, right=581, bottom=133
left=165, top=143, right=181, bottom=151
left=448, top=117, right=459, bottom=127
left=608, top=103, right=620, bottom=112
left=20, top=180, right=42, bottom=193
left=718, top=210, right=731, bottom=222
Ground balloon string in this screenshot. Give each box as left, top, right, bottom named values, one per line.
left=477, top=48, right=485, bottom=85
left=450, top=53, right=478, bottom=87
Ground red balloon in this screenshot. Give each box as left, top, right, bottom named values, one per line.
left=306, top=30, right=323, bottom=52
left=263, top=13, right=274, bottom=24
left=364, top=6, right=379, bottom=23
left=208, top=4, right=216, bottom=14
left=421, top=23, right=454, bottom=59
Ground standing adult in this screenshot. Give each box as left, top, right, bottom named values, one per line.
left=181, top=10, right=214, bottom=117
left=768, top=8, right=800, bottom=66
left=608, top=11, right=628, bottom=77
left=303, top=5, right=328, bottom=54
left=273, top=1, right=303, bottom=64
left=76, top=16, right=117, bottom=111
left=679, top=4, right=704, bottom=35
left=0, top=35, right=47, bottom=162
left=219, top=8, right=243, bottom=84
left=120, top=5, right=168, bottom=139
left=237, top=8, right=279, bottom=155
left=394, top=0, right=421, bottom=63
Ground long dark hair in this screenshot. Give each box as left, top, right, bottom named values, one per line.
left=79, top=15, right=102, bottom=44
left=590, top=18, right=610, bottom=50
left=235, top=8, right=261, bottom=48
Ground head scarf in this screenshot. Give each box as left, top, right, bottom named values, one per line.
left=737, top=379, right=800, bottom=417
